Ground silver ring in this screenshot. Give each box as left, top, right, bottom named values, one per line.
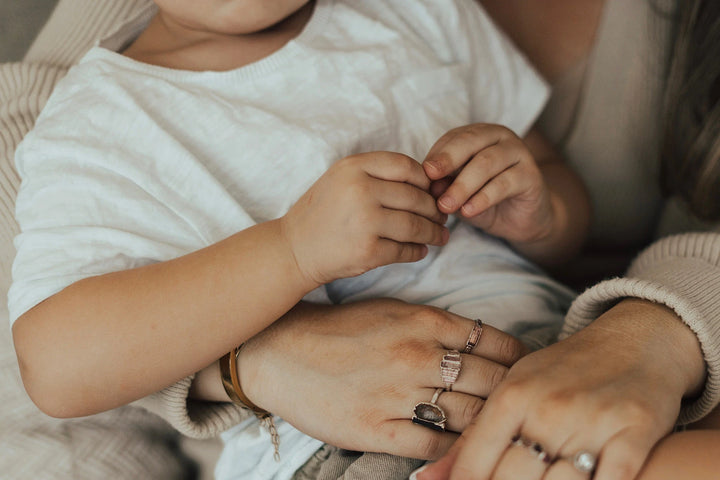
left=510, top=435, right=553, bottom=464
left=411, top=388, right=447, bottom=432
left=440, top=350, right=462, bottom=391
left=464, top=319, right=483, bottom=353
left=571, top=451, right=597, bottom=474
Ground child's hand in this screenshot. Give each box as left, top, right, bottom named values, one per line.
left=422, top=124, right=555, bottom=245
left=281, top=152, right=449, bottom=286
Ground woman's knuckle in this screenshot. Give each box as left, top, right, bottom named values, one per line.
left=618, top=400, right=655, bottom=425
left=460, top=397, right=485, bottom=425
left=425, top=308, right=453, bottom=333
left=495, top=334, right=522, bottom=363
left=487, top=365, right=509, bottom=390
left=492, top=381, right=526, bottom=410
left=415, top=433, right=443, bottom=459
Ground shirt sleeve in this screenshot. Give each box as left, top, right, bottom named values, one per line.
left=436, top=0, right=550, bottom=136
left=561, top=230, right=720, bottom=424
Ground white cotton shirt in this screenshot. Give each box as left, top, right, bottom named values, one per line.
left=10, top=0, right=556, bottom=478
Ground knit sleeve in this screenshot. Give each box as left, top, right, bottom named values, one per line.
left=561, top=231, right=720, bottom=424
left=132, top=374, right=254, bottom=439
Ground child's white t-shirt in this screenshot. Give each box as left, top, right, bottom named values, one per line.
left=10, top=0, right=552, bottom=478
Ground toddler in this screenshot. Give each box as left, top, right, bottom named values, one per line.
left=9, top=0, right=589, bottom=479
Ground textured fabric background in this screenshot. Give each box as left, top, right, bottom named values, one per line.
left=0, top=0, right=59, bottom=62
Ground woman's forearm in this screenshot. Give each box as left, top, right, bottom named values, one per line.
left=592, top=299, right=706, bottom=398
left=12, top=219, right=317, bottom=418
left=639, top=430, right=720, bottom=480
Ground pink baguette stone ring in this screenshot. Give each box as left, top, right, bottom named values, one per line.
left=440, top=350, right=462, bottom=391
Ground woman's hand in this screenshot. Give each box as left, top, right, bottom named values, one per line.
left=416, top=299, right=706, bottom=480
left=281, top=152, right=449, bottom=288
left=238, top=298, right=528, bottom=459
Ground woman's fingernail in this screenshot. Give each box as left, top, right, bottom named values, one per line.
left=409, top=464, right=428, bottom=480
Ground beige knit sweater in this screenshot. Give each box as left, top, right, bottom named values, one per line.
left=1, top=2, right=718, bottom=468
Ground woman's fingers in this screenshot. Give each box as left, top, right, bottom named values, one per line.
left=492, top=443, right=549, bottom=480
left=431, top=315, right=528, bottom=367
left=592, top=427, right=656, bottom=480
left=373, top=419, right=459, bottom=460
left=393, top=388, right=485, bottom=433
left=411, top=351, right=508, bottom=398
left=445, top=395, right=525, bottom=480
left=543, top=459, right=590, bottom=480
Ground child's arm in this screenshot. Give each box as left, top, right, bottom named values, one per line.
left=12, top=151, right=447, bottom=418
left=423, top=125, right=591, bottom=266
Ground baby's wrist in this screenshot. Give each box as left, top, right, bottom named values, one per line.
left=509, top=193, right=565, bottom=262
left=275, top=216, right=324, bottom=291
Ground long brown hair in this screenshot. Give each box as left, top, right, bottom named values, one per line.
left=661, top=0, right=720, bottom=220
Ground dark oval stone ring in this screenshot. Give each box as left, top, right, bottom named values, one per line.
left=411, top=388, right=447, bottom=432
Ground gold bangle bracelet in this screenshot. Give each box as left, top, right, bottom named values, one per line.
left=219, top=345, right=271, bottom=419
left=219, top=345, right=280, bottom=460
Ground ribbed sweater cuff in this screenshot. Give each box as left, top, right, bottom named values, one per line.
left=562, top=233, right=720, bottom=424
left=133, top=374, right=252, bottom=439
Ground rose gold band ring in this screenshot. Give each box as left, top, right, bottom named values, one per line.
left=440, top=350, right=462, bottom=391
left=510, top=434, right=553, bottom=464
left=464, top=319, right=484, bottom=354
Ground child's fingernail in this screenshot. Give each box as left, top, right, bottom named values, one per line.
left=409, top=464, right=428, bottom=480
left=424, top=159, right=438, bottom=170
left=438, top=195, right=455, bottom=211
left=461, top=202, right=474, bottom=216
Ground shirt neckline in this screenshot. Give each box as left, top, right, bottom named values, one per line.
left=84, top=0, right=334, bottom=83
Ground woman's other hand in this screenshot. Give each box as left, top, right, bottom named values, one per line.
left=237, top=298, right=528, bottom=460
left=281, top=152, right=449, bottom=288
left=416, top=298, right=705, bottom=480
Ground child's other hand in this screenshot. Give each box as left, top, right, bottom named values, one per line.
left=281, top=152, right=449, bottom=287
left=422, top=124, right=554, bottom=245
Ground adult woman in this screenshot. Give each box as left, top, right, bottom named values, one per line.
left=415, top=0, right=720, bottom=478
left=4, top=1, right=716, bottom=480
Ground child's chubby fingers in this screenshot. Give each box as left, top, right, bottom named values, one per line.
left=459, top=166, right=541, bottom=220
left=379, top=209, right=449, bottom=246
left=436, top=143, right=525, bottom=214
left=371, top=177, right=448, bottom=225
left=373, top=239, right=430, bottom=266
left=423, top=124, right=516, bottom=180
left=352, top=151, right=432, bottom=191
